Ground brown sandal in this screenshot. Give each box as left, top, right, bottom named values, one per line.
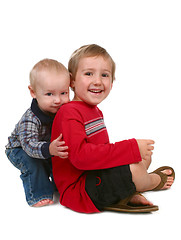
left=103, top=192, right=159, bottom=213
left=151, top=166, right=175, bottom=191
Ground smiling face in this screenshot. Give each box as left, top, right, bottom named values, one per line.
left=71, top=56, right=113, bottom=105
left=29, top=69, right=70, bottom=115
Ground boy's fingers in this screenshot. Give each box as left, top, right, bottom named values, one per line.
left=58, top=141, right=66, bottom=146
left=60, top=156, right=68, bottom=159
left=148, top=145, right=154, bottom=150
left=56, top=133, right=63, bottom=141
left=58, top=152, right=69, bottom=158
left=147, top=140, right=155, bottom=145
left=58, top=146, right=68, bottom=151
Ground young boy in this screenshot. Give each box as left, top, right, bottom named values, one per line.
left=51, top=45, right=175, bottom=213
left=5, top=59, right=70, bottom=207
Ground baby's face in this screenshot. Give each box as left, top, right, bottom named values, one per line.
left=32, top=70, right=70, bottom=115
left=71, top=56, right=113, bottom=105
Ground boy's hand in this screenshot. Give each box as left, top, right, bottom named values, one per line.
left=136, top=139, right=155, bottom=161
left=49, top=134, right=68, bottom=158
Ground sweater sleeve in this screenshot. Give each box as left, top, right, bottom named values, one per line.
left=19, top=116, right=51, bottom=159
left=52, top=106, right=142, bottom=170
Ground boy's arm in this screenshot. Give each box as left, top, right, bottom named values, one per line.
left=52, top=108, right=142, bottom=170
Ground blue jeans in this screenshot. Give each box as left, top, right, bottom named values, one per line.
left=5, top=148, right=56, bottom=206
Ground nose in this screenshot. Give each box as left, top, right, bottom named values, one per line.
left=54, top=95, right=61, bottom=104
left=93, top=75, right=102, bottom=85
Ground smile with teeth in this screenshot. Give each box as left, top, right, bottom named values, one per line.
left=88, top=89, right=103, bottom=93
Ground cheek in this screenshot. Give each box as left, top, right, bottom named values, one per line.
left=62, top=95, right=70, bottom=103
left=39, top=97, right=51, bottom=106
left=105, top=81, right=112, bottom=91
left=75, top=82, right=85, bottom=94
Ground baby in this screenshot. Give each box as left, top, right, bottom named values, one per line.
left=5, top=59, right=70, bottom=207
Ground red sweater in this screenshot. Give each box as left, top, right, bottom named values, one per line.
left=51, top=101, right=141, bottom=213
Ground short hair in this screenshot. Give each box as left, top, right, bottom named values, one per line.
left=68, top=44, right=116, bottom=82
left=29, top=58, right=68, bottom=89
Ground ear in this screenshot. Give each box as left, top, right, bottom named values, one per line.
left=28, top=85, right=36, bottom=98
left=69, top=73, right=75, bottom=90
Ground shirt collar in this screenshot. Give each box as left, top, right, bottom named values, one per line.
left=31, top=99, right=54, bottom=124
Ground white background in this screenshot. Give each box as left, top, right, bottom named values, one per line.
left=0, top=0, right=180, bottom=239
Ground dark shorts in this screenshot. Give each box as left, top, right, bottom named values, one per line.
left=85, top=165, right=136, bottom=211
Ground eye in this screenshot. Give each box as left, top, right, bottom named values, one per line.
left=85, top=72, right=93, bottom=76
left=61, top=92, right=68, bottom=95
left=102, top=73, right=109, bottom=77
left=46, top=93, right=53, bottom=96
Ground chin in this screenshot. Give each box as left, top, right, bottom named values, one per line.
left=87, top=100, right=102, bottom=106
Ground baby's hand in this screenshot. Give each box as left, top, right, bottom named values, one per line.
left=136, top=139, right=155, bottom=161
left=49, top=134, right=68, bottom=158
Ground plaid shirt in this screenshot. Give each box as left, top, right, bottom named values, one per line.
left=6, top=99, right=54, bottom=159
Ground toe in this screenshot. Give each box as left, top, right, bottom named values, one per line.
left=161, top=169, right=172, bottom=176
left=48, top=200, right=54, bottom=205
left=33, top=199, right=53, bottom=207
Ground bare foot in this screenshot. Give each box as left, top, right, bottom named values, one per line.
left=129, top=193, right=153, bottom=206
left=33, top=199, right=54, bottom=207
left=160, top=169, right=174, bottom=190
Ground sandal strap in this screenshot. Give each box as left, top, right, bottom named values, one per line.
left=108, top=192, right=141, bottom=206
left=152, top=170, right=168, bottom=191
left=103, top=192, right=159, bottom=213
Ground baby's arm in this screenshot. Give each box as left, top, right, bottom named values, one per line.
left=49, top=134, right=68, bottom=158
left=19, top=115, right=68, bottom=159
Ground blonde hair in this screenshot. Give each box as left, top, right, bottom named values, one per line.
left=29, top=58, right=68, bottom=89
left=68, top=44, right=116, bottom=82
